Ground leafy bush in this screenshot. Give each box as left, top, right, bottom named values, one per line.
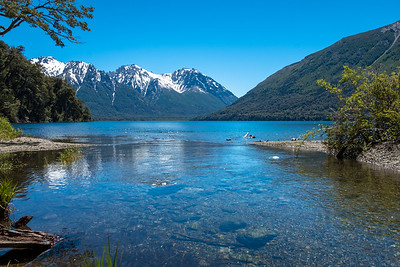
left=318, top=66, right=400, bottom=159
left=0, top=117, right=21, bottom=141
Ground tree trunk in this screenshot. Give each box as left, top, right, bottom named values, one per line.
left=336, top=145, right=347, bottom=160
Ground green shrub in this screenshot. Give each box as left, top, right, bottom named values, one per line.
left=318, top=66, right=400, bottom=159
left=0, top=117, right=21, bottom=141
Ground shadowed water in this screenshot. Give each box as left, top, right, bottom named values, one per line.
left=4, top=121, right=400, bottom=266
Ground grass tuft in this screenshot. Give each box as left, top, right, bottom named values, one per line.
left=0, top=178, right=19, bottom=216
left=82, top=237, right=123, bottom=267
left=59, top=147, right=82, bottom=165
left=0, top=153, right=14, bottom=173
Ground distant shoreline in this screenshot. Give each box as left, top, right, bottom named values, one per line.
left=252, top=140, right=400, bottom=173
left=0, top=136, right=91, bottom=154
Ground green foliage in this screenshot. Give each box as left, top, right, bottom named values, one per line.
left=0, top=177, right=18, bottom=216
left=0, top=117, right=21, bottom=140
left=59, top=147, right=82, bottom=165
left=0, top=153, right=13, bottom=172
left=199, top=22, right=400, bottom=121
left=0, top=41, right=92, bottom=123
left=318, top=66, right=400, bottom=159
left=0, top=0, right=94, bottom=47
left=82, top=238, right=123, bottom=267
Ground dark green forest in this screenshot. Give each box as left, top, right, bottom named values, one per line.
left=0, top=41, right=91, bottom=123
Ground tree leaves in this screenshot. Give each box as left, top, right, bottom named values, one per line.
left=0, top=40, right=92, bottom=122
left=319, top=66, right=400, bottom=158
left=0, top=0, right=93, bottom=47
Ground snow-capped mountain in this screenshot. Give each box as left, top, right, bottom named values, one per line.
left=31, top=56, right=109, bottom=90
left=31, top=56, right=237, bottom=120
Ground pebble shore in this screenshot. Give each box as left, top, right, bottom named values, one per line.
left=0, top=136, right=90, bottom=154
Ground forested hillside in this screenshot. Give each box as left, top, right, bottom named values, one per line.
left=0, top=41, right=91, bottom=123
left=198, top=21, right=400, bottom=121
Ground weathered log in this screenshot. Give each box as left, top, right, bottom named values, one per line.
left=0, top=224, right=60, bottom=249
left=12, top=216, right=33, bottom=229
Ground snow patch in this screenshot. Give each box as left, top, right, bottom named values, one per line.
left=33, top=57, right=233, bottom=99
left=31, top=56, right=66, bottom=76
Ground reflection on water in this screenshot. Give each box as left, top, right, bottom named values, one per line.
left=6, top=122, right=400, bottom=266
left=292, top=155, right=400, bottom=237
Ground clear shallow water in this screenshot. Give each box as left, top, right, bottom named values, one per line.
left=4, top=121, right=400, bottom=266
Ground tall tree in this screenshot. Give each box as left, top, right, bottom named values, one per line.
left=0, top=0, right=94, bottom=47
left=0, top=40, right=92, bottom=122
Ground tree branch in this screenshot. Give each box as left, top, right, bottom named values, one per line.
left=0, top=18, right=23, bottom=36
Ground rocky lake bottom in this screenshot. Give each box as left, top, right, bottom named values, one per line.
left=3, top=121, right=400, bottom=266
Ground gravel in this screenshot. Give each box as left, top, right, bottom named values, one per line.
left=0, top=136, right=90, bottom=154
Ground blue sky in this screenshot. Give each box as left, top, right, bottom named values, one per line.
left=1, top=0, right=400, bottom=97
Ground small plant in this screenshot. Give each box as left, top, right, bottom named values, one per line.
left=0, top=117, right=22, bottom=141
left=0, top=162, right=13, bottom=173
left=59, top=147, right=82, bottom=165
left=0, top=153, right=14, bottom=173
left=82, top=238, right=123, bottom=267
left=0, top=178, right=19, bottom=218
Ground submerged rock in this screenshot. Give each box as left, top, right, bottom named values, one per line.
left=236, top=228, right=277, bottom=249
left=147, top=184, right=185, bottom=196
left=219, top=221, right=247, bottom=232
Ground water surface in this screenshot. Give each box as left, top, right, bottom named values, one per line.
left=4, top=121, right=400, bottom=266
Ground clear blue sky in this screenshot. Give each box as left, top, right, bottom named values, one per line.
left=1, top=0, right=400, bottom=97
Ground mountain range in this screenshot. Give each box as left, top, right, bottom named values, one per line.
left=198, top=20, right=400, bottom=121
left=31, top=57, right=237, bottom=120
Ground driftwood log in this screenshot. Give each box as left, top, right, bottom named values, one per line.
left=0, top=224, right=60, bottom=249
left=0, top=223, right=61, bottom=264
left=12, top=215, right=33, bottom=229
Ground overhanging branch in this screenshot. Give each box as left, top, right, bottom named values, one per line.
left=0, top=18, right=24, bottom=35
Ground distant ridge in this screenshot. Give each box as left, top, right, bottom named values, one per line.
left=198, top=21, right=400, bottom=121
left=32, top=57, right=237, bottom=120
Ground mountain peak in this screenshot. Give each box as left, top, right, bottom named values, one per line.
left=381, top=20, right=400, bottom=34
left=31, top=56, right=66, bottom=76
left=33, top=56, right=238, bottom=119
left=32, top=57, right=101, bottom=86
left=176, top=68, right=200, bottom=73
left=121, top=64, right=142, bottom=70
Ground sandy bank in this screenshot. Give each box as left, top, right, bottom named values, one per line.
left=0, top=136, right=90, bottom=154
left=252, top=140, right=400, bottom=172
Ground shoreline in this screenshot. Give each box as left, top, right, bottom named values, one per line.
left=0, top=136, right=91, bottom=154
left=251, top=140, right=400, bottom=173
left=251, top=140, right=329, bottom=153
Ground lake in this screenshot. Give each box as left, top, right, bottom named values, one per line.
left=4, top=121, right=400, bottom=266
